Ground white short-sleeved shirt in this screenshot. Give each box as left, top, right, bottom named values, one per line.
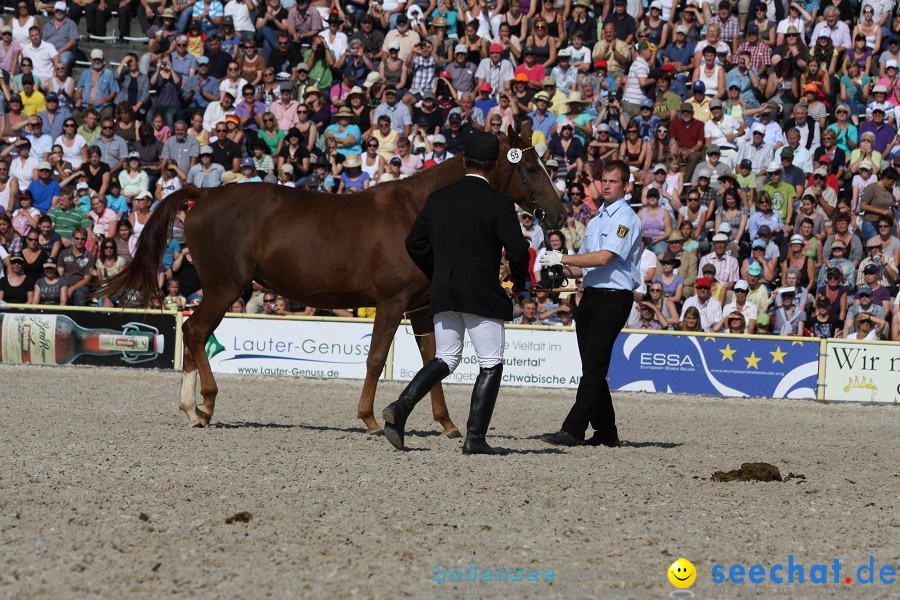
left=580, top=198, right=642, bottom=291
left=722, top=300, right=758, bottom=324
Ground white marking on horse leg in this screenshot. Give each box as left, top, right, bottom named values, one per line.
left=180, top=370, right=200, bottom=425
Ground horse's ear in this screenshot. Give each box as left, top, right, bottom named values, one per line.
left=506, top=124, right=521, bottom=145
left=518, top=118, right=533, bottom=144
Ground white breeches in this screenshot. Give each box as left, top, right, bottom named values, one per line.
left=434, top=311, right=505, bottom=372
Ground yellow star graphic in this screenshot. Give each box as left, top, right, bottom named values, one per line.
left=720, top=344, right=736, bottom=361
left=770, top=346, right=787, bottom=364
left=744, top=352, right=761, bottom=370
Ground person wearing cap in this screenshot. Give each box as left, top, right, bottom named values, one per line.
left=17, top=72, right=46, bottom=118
left=24, top=158, right=60, bottom=213
left=604, top=0, right=637, bottom=44
left=444, top=43, right=477, bottom=94
left=373, top=84, right=413, bottom=137
left=819, top=230, right=858, bottom=288
left=550, top=48, right=579, bottom=97
left=74, top=49, right=118, bottom=118
left=592, top=23, right=630, bottom=78
left=118, top=151, right=150, bottom=201
left=32, top=254, right=68, bottom=306
left=699, top=230, right=740, bottom=291
left=0, top=251, right=34, bottom=304
left=761, top=160, right=796, bottom=227
left=803, top=293, right=843, bottom=338
left=735, top=21, right=772, bottom=72
left=659, top=22, right=695, bottom=87
left=859, top=243, right=896, bottom=303
left=474, top=43, right=515, bottom=96
left=386, top=131, right=529, bottom=455
left=844, top=284, right=887, bottom=338
left=347, top=13, right=383, bottom=57
left=769, top=286, right=806, bottom=336
left=703, top=95, right=742, bottom=166
left=516, top=46, right=547, bottom=89
left=423, top=133, right=454, bottom=164
left=662, top=231, right=698, bottom=299
left=668, top=100, right=705, bottom=180
left=381, top=11, right=421, bottom=62
left=621, top=42, right=655, bottom=118
left=539, top=160, right=641, bottom=448
left=736, top=121, right=774, bottom=184
left=55, top=224, right=94, bottom=306
left=41, top=2, right=78, bottom=72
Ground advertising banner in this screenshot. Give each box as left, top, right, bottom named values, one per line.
left=205, top=317, right=379, bottom=379
left=392, top=325, right=582, bottom=388
left=0, top=306, right=176, bottom=369
left=822, top=340, right=900, bottom=404
left=607, top=332, right=819, bottom=399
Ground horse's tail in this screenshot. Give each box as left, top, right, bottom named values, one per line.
left=95, top=187, right=205, bottom=306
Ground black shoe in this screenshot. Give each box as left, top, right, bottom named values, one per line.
left=585, top=435, right=621, bottom=448
left=540, top=430, right=584, bottom=446
left=462, top=437, right=508, bottom=455
left=383, top=358, right=450, bottom=450
left=461, top=364, right=504, bottom=455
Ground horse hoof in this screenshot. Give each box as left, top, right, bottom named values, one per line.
left=442, top=427, right=462, bottom=439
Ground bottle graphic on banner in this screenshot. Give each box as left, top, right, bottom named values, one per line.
left=0, top=313, right=165, bottom=365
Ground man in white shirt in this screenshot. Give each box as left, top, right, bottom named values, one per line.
left=622, top=41, right=654, bottom=118
left=202, top=91, right=236, bottom=132
left=680, top=277, right=723, bottom=331
left=22, top=26, right=60, bottom=81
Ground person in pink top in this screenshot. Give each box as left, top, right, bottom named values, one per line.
left=270, top=82, right=299, bottom=131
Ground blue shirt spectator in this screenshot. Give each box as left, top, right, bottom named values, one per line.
left=76, top=61, right=119, bottom=110
left=28, top=178, right=61, bottom=213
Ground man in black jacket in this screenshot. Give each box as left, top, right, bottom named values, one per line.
left=383, top=132, right=530, bottom=455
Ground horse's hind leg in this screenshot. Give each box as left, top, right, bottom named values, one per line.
left=409, top=308, right=460, bottom=438
left=181, top=288, right=237, bottom=427
left=357, top=299, right=406, bottom=435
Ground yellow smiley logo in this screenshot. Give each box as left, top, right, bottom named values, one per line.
left=668, top=558, right=696, bottom=588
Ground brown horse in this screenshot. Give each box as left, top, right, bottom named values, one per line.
left=99, top=124, right=565, bottom=435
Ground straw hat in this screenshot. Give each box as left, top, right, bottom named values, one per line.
left=334, top=106, right=355, bottom=119
left=378, top=173, right=395, bottom=183
left=565, top=91, right=590, bottom=107
left=305, top=85, right=321, bottom=97
left=344, top=154, right=362, bottom=168
left=347, top=86, right=366, bottom=99
left=221, top=171, right=245, bottom=185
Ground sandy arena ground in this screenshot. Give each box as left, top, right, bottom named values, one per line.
left=1, top=364, right=898, bottom=599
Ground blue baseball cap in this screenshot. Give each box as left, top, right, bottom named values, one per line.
left=692, top=80, right=706, bottom=92
left=241, top=157, right=255, bottom=168
left=751, top=239, right=766, bottom=250
left=747, top=263, right=762, bottom=276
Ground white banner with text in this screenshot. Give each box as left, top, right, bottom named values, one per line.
left=822, top=340, right=900, bottom=403
left=204, top=317, right=378, bottom=379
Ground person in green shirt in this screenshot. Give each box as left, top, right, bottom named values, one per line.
left=761, top=161, right=795, bottom=233
left=76, top=109, right=102, bottom=145
left=47, top=186, right=91, bottom=247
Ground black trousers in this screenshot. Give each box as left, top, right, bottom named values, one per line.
left=562, top=287, right=633, bottom=441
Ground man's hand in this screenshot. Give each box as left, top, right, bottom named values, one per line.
left=540, top=251, right=564, bottom=268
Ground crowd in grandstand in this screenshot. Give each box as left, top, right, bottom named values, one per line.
left=0, top=0, right=898, bottom=340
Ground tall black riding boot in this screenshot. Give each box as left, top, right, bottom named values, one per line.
left=462, top=364, right=506, bottom=455
left=383, top=358, right=450, bottom=450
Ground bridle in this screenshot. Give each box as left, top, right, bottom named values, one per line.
left=500, top=142, right=568, bottom=291
left=500, top=143, right=552, bottom=234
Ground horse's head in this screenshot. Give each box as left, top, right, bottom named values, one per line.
left=494, top=123, right=567, bottom=230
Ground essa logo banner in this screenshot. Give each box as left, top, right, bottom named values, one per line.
left=608, top=332, right=819, bottom=399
